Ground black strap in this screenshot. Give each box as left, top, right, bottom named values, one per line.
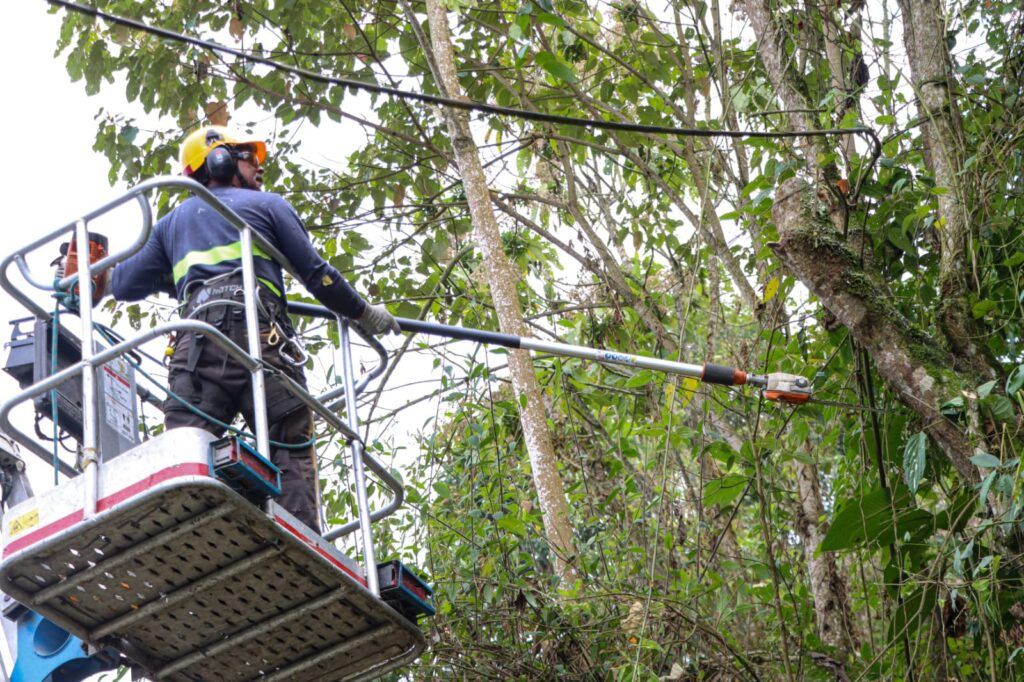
left=180, top=277, right=290, bottom=388
left=185, top=332, right=204, bottom=390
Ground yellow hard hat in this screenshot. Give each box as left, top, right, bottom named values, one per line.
left=179, top=125, right=267, bottom=176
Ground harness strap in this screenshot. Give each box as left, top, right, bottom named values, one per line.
left=180, top=274, right=301, bottom=377
left=185, top=332, right=204, bottom=390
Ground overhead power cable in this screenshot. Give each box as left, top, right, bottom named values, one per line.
left=49, top=0, right=880, bottom=151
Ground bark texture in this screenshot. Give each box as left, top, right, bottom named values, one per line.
left=771, top=178, right=978, bottom=484
left=423, top=0, right=579, bottom=584
left=822, top=6, right=862, bottom=163
left=793, top=452, right=857, bottom=654
left=736, top=0, right=837, bottom=181
left=898, top=0, right=991, bottom=378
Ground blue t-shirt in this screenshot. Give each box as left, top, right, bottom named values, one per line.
left=111, top=187, right=366, bottom=318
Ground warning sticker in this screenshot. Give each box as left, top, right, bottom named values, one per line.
left=8, top=508, right=39, bottom=538
left=103, top=360, right=135, bottom=442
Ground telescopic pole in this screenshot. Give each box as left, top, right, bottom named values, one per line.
left=287, top=302, right=813, bottom=403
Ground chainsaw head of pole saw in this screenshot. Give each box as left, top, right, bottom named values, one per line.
left=763, top=373, right=812, bottom=404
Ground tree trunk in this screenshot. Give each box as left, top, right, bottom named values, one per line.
left=736, top=0, right=839, bottom=183
left=422, top=0, right=579, bottom=584
left=821, top=5, right=861, bottom=163
left=793, top=449, right=858, bottom=654
left=771, top=178, right=979, bottom=484
left=898, top=0, right=992, bottom=378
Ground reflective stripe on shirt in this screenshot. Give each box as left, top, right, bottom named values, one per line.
left=257, top=277, right=281, bottom=297
left=172, top=241, right=275, bottom=285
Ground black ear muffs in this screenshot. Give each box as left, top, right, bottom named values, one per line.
left=205, top=146, right=237, bottom=183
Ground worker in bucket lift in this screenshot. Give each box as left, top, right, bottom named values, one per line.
left=107, top=125, right=400, bottom=533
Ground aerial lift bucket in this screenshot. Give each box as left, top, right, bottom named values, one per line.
left=0, top=178, right=430, bottom=681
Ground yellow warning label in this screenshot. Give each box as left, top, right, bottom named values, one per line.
left=8, top=509, right=39, bottom=538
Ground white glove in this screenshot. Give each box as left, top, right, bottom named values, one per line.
left=359, top=302, right=401, bottom=336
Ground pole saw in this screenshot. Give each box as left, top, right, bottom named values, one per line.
left=288, top=303, right=813, bottom=405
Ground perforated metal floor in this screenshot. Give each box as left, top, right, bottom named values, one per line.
left=0, top=479, right=425, bottom=681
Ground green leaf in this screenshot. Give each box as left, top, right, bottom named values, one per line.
left=971, top=299, right=996, bottom=318
left=1004, top=252, right=1024, bottom=268
left=535, top=51, right=577, bottom=83
left=624, top=369, right=654, bottom=388
left=823, top=488, right=893, bottom=551
left=888, top=585, right=937, bottom=641
left=496, top=515, right=527, bottom=537
left=432, top=481, right=451, bottom=500
left=120, top=124, right=139, bottom=144
left=822, top=486, right=934, bottom=551
left=981, top=394, right=1016, bottom=423
left=979, top=470, right=997, bottom=505
left=970, top=452, right=1002, bottom=468
left=977, top=380, right=997, bottom=399
left=536, top=11, right=567, bottom=27
left=705, top=441, right=736, bottom=467
left=902, top=432, right=927, bottom=493
left=886, top=226, right=914, bottom=252
left=1007, top=365, right=1024, bottom=395
left=703, top=474, right=747, bottom=507
left=941, top=396, right=964, bottom=417
left=762, top=276, right=779, bottom=303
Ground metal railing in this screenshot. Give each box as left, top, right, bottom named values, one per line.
left=0, top=176, right=403, bottom=595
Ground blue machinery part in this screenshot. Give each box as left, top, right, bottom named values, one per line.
left=10, top=608, right=118, bottom=682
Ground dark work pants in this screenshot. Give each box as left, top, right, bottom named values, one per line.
left=163, top=287, right=321, bottom=533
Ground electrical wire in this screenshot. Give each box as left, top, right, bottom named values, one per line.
left=49, top=0, right=879, bottom=151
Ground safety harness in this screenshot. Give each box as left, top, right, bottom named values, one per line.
left=175, top=270, right=307, bottom=389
